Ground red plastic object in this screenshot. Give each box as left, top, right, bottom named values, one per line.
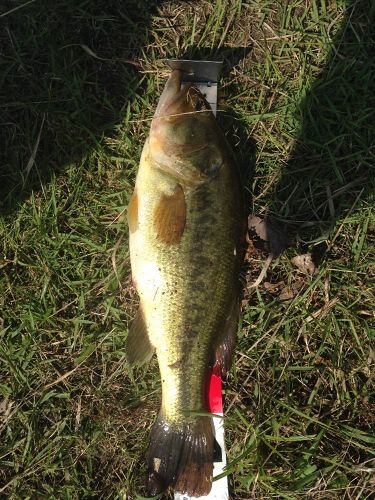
left=207, top=363, right=223, bottom=414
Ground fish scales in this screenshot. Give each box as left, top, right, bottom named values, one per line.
left=126, top=70, right=243, bottom=496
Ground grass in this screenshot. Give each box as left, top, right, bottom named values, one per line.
left=0, top=0, right=374, bottom=498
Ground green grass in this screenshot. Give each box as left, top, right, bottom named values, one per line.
left=1, top=0, right=374, bottom=498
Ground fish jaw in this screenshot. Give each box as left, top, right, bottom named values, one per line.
left=153, top=70, right=192, bottom=121
left=149, top=70, right=222, bottom=187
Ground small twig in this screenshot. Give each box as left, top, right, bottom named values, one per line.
left=128, top=108, right=222, bottom=124
left=79, top=44, right=141, bottom=67
left=0, top=0, right=36, bottom=18
left=247, top=254, right=274, bottom=289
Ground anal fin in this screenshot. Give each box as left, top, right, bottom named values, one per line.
left=126, top=306, right=155, bottom=366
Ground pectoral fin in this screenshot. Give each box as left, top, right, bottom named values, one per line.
left=126, top=306, right=155, bottom=366
left=153, top=184, right=186, bottom=245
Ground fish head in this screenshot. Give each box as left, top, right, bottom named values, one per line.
left=149, top=70, right=225, bottom=186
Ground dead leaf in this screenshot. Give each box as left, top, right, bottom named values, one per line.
left=278, top=286, right=295, bottom=301
left=241, top=298, right=249, bottom=308
left=304, top=298, right=339, bottom=324
left=0, top=398, right=13, bottom=418
left=278, top=277, right=306, bottom=301
left=263, top=281, right=285, bottom=293
left=248, top=214, right=290, bottom=256
left=0, top=259, right=13, bottom=269
left=291, top=254, right=316, bottom=275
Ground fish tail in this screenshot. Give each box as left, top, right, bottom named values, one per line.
left=147, top=413, right=214, bottom=496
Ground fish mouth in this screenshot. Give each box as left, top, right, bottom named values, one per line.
left=149, top=70, right=213, bottom=187
left=153, top=70, right=210, bottom=122
left=153, top=70, right=192, bottom=121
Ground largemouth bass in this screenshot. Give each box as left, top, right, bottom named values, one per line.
left=126, top=70, right=243, bottom=496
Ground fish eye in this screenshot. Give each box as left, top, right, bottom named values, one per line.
left=207, top=162, right=221, bottom=177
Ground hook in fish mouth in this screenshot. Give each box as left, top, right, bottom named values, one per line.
left=153, top=70, right=189, bottom=120
left=148, top=70, right=220, bottom=187
left=153, top=70, right=211, bottom=122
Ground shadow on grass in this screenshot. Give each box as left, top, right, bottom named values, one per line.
left=248, top=1, right=375, bottom=489
left=269, top=0, right=375, bottom=247
left=0, top=0, right=163, bottom=214
left=0, top=0, right=256, bottom=217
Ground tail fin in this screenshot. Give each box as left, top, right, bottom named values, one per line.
left=147, top=413, right=214, bottom=496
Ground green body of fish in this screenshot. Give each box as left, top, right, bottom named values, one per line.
left=126, top=70, right=243, bottom=496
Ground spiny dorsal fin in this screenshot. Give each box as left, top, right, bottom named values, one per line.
left=153, top=184, right=186, bottom=245
left=126, top=306, right=155, bottom=366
